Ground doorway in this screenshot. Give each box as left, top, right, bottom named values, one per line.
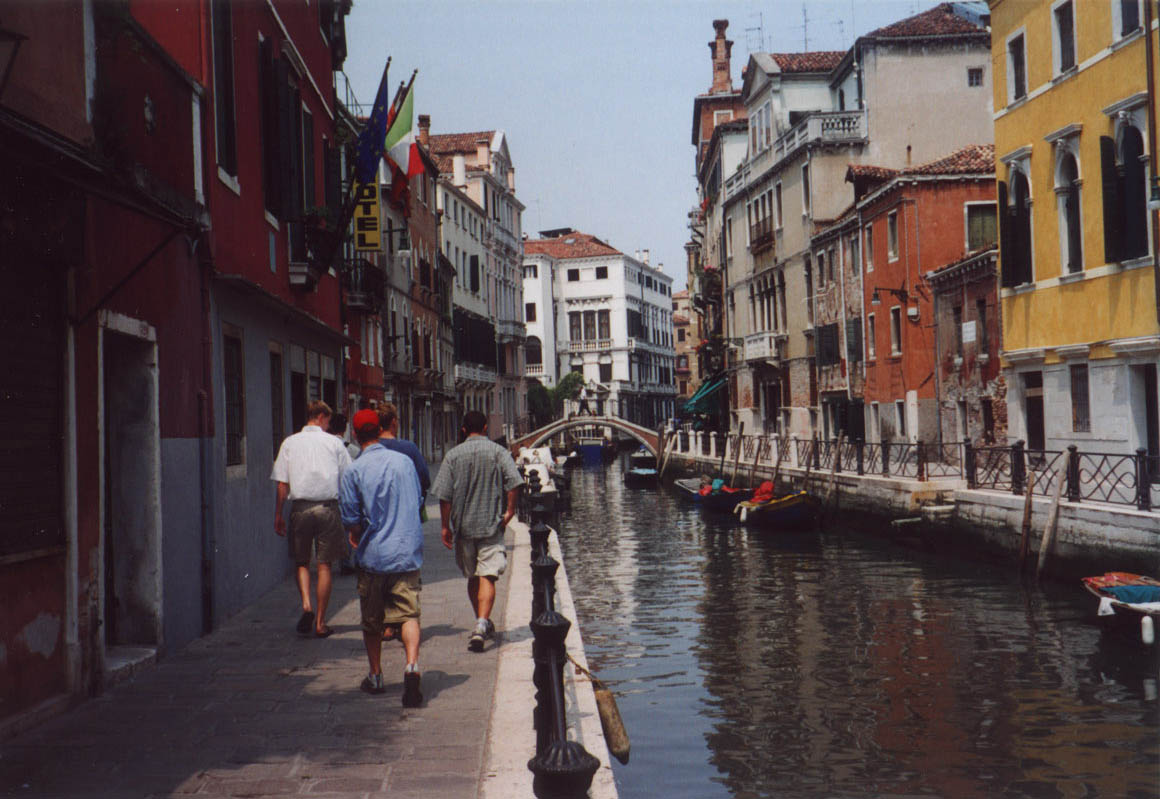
left=102, top=327, right=162, bottom=650
left=1022, top=371, right=1045, bottom=452
left=1132, top=363, right=1159, bottom=482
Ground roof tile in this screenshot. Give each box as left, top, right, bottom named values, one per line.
left=769, top=51, right=846, bottom=73
left=524, top=232, right=621, bottom=260
left=867, top=3, right=986, bottom=39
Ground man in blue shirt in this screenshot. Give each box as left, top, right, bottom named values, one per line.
left=340, top=409, right=424, bottom=705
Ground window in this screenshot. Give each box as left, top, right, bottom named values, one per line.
left=801, top=164, right=811, bottom=216
left=1116, top=0, right=1142, bottom=38
left=525, top=302, right=536, bottom=322
left=526, top=335, right=542, bottom=365
left=816, top=323, right=841, bottom=366
left=677, top=328, right=686, bottom=342
left=867, top=314, right=876, bottom=359
left=1058, top=151, right=1082, bottom=273
left=269, top=346, right=283, bottom=458
left=864, top=225, right=874, bottom=272
left=967, top=67, right=984, bottom=87
left=976, top=298, right=989, bottom=352
left=599, top=363, right=612, bottom=383
left=1070, top=363, right=1090, bottom=432
left=895, top=400, right=907, bottom=440
left=871, top=402, right=881, bottom=442
left=223, top=329, right=245, bottom=466
left=1008, top=33, right=1027, bottom=102
left=583, top=310, right=596, bottom=341
left=1102, top=129, right=1148, bottom=263
left=524, top=263, right=537, bottom=279
left=887, top=211, right=899, bottom=260
left=567, top=268, right=580, bottom=282
left=890, top=306, right=902, bottom=355
left=470, top=255, right=480, bottom=293
left=598, top=309, right=610, bottom=339
left=1054, top=1, right=1076, bottom=74
left=211, top=0, right=237, bottom=177
left=967, top=203, right=998, bottom=250
left=953, top=305, right=964, bottom=356
left=596, top=266, right=608, bottom=279
left=1000, top=169, right=1034, bottom=286
left=775, top=183, right=783, bottom=228
left=849, top=234, right=860, bottom=279
left=846, top=317, right=862, bottom=363
left=569, top=312, right=581, bottom=341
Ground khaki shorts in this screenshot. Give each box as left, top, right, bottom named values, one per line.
left=289, top=500, right=344, bottom=566
left=357, top=569, right=421, bottom=636
left=455, top=529, right=507, bottom=579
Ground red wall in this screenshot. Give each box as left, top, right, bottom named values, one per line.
left=863, top=180, right=996, bottom=405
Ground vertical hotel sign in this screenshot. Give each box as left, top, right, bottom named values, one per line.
left=353, top=182, right=381, bottom=251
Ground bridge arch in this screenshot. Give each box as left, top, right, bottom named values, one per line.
left=510, top=415, right=660, bottom=458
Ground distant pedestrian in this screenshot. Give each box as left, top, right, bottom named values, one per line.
left=272, top=400, right=352, bottom=638
left=340, top=409, right=424, bottom=705
left=430, top=410, right=524, bottom=652
left=328, top=412, right=361, bottom=461
left=377, top=402, right=431, bottom=502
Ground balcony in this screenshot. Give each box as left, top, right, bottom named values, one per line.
left=496, top=319, right=526, bottom=340
left=526, top=363, right=544, bottom=377
left=454, top=363, right=498, bottom=385
left=743, top=331, right=781, bottom=362
left=563, top=338, right=614, bottom=353
left=343, top=257, right=385, bottom=311
left=749, top=218, right=774, bottom=256
left=771, top=109, right=867, bottom=163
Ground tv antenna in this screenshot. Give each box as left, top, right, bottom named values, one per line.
left=744, top=12, right=766, bottom=55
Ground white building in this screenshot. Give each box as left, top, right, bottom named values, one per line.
left=523, top=248, right=558, bottom=387
left=524, top=229, right=678, bottom=428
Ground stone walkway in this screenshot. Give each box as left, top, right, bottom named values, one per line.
left=0, top=513, right=508, bottom=799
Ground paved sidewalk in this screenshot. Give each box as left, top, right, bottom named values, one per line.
left=0, top=512, right=507, bottom=799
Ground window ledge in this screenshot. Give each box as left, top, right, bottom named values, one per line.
left=226, top=464, right=247, bottom=480
left=265, top=210, right=280, bottom=231
left=1059, top=270, right=1086, bottom=284
left=1006, top=95, right=1029, bottom=113
left=1120, top=255, right=1152, bottom=271
left=217, top=167, right=241, bottom=197
left=1051, top=65, right=1078, bottom=86
left=1111, top=28, right=1144, bottom=52
left=1012, top=282, right=1036, bottom=295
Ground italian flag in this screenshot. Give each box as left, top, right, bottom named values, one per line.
left=384, top=85, right=423, bottom=179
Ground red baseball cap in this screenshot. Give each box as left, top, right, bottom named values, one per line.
left=352, top=409, right=380, bottom=434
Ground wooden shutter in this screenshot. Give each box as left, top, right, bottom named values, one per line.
left=276, top=57, right=294, bottom=220
left=846, top=317, right=862, bottom=363
left=997, top=180, right=1016, bottom=288
left=259, top=39, right=280, bottom=214
left=1101, top=135, right=1124, bottom=264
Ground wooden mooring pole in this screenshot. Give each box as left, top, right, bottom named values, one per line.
left=1019, top=471, right=1035, bottom=570
left=1037, top=470, right=1066, bottom=580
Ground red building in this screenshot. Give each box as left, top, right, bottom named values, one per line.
left=0, top=0, right=352, bottom=726
left=857, top=145, right=996, bottom=445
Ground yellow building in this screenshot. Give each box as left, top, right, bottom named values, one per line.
left=991, top=0, right=1159, bottom=461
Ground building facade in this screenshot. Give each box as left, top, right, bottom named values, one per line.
left=672, top=289, right=698, bottom=400
left=991, top=0, right=1159, bottom=463
left=427, top=129, right=527, bottom=441
left=524, top=230, right=677, bottom=427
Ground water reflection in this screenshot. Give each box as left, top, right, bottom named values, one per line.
left=556, top=460, right=1160, bottom=798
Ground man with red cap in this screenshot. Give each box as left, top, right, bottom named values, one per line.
left=340, top=409, right=425, bottom=704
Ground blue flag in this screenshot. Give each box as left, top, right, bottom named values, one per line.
left=354, top=61, right=391, bottom=185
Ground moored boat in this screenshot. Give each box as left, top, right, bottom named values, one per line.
left=1082, top=572, right=1160, bottom=645
left=624, top=467, right=658, bottom=487
left=673, top=477, right=753, bottom=512
left=735, top=483, right=819, bottom=530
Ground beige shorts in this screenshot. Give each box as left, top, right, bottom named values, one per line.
left=454, top=530, right=507, bottom=579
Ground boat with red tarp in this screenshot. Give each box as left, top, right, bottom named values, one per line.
left=1082, top=572, right=1160, bottom=646
left=673, top=477, right=753, bottom=512
left=733, top=481, right=819, bottom=530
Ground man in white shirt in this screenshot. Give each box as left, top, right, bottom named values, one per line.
left=272, top=400, right=352, bottom=637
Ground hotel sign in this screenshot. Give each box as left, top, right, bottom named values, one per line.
left=353, top=182, right=381, bottom=251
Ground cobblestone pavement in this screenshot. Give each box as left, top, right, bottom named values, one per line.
left=0, top=512, right=507, bottom=799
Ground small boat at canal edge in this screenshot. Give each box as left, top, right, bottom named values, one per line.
left=673, top=477, right=753, bottom=512
left=1082, top=572, right=1160, bottom=645
left=734, top=488, right=819, bottom=530
left=623, top=447, right=658, bottom=487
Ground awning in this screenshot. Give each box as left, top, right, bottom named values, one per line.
left=682, top=376, right=726, bottom=416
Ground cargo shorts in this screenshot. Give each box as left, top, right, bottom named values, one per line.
left=454, top=529, right=507, bottom=580
left=357, top=569, right=421, bottom=636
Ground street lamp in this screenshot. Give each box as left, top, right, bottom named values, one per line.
left=0, top=28, right=27, bottom=100
left=1149, top=174, right=1160, bottom=211
left=870, top=286, right=909, bottom=306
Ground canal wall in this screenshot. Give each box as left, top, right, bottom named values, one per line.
left=483, top=518, right=619, bottom=799
left=663, top=447, right=1160, bottom=580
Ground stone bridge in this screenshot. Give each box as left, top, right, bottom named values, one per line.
left=510, top=415, right=661, bottom=458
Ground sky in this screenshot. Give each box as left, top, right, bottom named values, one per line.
left=343, top=1, right=945, bottom=290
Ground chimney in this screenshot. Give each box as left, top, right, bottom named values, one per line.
left=475, top=137, right=490, bottom=167
left=642, top=249, right=650, bottom=265
left=507, top=166, right=515, bottom=191
left=453, top=154, right=466, bottom=187
left=418, top=114, right=430, bottom=148
left=709, top=20, right=734, bottom=94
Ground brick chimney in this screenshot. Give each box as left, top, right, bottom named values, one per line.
left=475, top=137, right=490, bottom=167
left=709, top=19, right=733, bottom=94
left=418, top=114, right=430, bottom=147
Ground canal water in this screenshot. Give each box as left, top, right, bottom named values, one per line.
left=555, top=458, right=1159, bottom=798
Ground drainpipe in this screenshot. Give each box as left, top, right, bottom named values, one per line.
left=197, top=236, right=215, bottom=635
left=1145, top=0, right=1160, bottom=326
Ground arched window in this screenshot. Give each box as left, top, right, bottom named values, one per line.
left=1057, top=152, right=1083, bottom=274
left=1103, top=126, right=1149, bottom=263
left=526, top=335, right=542, bottom=366
left=1000, top=168, right=1034, bottom=287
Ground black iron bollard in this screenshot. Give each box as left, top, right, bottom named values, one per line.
left=832, top=438, right=841, bottom=474
left=1011, top=439, right=1026, bottom=496
left=916, top=440, right=926, bottom=481
left=856, top=440, right=865, bottom=475
left=964, top=441, right=977, bottom=488
left=882, top=441, right=890, bottom=476
left=531, top=551, right=558, bottom=623
left=1066, top=445, right=1080, bottom=502
left=528, top=609, right=601, bottom=797
left=1136, top=448, right=1152, bottom=511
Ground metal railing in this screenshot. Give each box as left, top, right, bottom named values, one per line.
left=966, top=440, right=1158, bottom=511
